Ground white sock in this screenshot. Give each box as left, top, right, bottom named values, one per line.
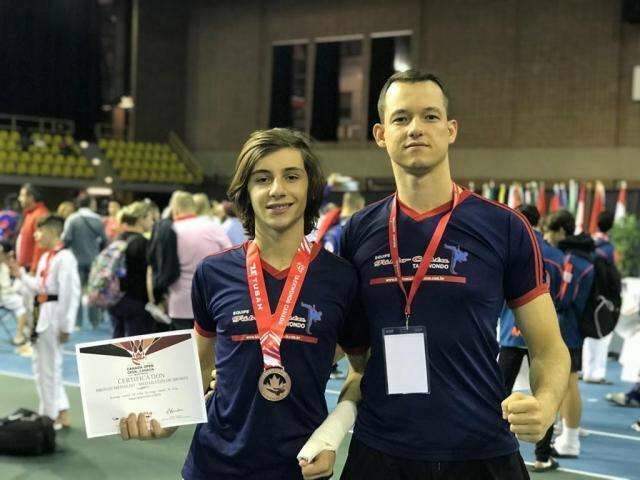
left=562, top=420, right=580, bottom=445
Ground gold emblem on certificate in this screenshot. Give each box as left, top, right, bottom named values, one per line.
left=258, top=367, right=291, bottom=401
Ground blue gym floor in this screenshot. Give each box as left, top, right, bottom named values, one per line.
left=1, top=317, right=639, bottom=479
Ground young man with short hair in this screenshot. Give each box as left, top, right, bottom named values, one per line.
left=301, top=70, right=570, bottom=480
left=121, top=128, right=364, bottom=480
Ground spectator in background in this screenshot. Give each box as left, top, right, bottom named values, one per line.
left=210, top=200, right=224, bottom=225
left=56, top=201, right=75, bottom=220
left=17, top=183, right=49, bottom=272
left=103, top=200, right=121, bottom=241
left=15, top=184, right=49, bottom=350
left=109, top=202, right=155, bottom=338
left=62, top=192, right=107, bottom=329
left=544, top=210, right=595, bottom=459
left=167, top=191, right=231, bottom=330
left=0, top=193, right=20, bottom=243
left=220, top=200, right=247, bottom=245
left=583, top=210, right=618, bottom=385
left=146, top=193, right=180, bottom=321
left=193, top=193, right=212, bottom=217
left=322, top=192, right=365, bottom=255
left=0, top=240, right=29, bottom=345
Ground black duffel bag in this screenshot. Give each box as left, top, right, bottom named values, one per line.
left=0, top=408, right=55, bottom=455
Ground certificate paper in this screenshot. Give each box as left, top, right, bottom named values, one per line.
left=76, top=330, right=207, bottom=438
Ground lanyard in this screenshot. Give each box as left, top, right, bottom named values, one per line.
left=246, top=238, right=315, bottom=369
left=388, top=184, right=463, bottom=327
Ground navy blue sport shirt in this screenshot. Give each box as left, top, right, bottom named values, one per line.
left=340, top=191, right=548, bottom=461
left=181, top=243, right=362, bottom=480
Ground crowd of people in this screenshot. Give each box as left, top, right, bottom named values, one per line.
left=0, top=69, right=639, bottom=479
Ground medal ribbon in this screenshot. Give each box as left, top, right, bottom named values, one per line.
left=39, top=243, right=63, bottom=293
left=388, top=183, right=466, bottom=325
left=246, top=237, right=315, bottom=369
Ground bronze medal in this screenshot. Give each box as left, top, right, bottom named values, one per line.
left=258, top=367, right=291, bottom=402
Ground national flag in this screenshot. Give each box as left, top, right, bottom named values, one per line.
left=575, top=182, right=586, bottom=234
left=588, top=181, right=606, bottom=234
left=615, top=180, right=627, bottom=224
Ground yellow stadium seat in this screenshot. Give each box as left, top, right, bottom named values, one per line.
left=40, top=164, right=51, bottom=176
left=53, top=134, right=62, bottom=144
left=28, top=163, right=39, bottom=176
left=64, top=155, right=75, bottom=166
left=51, top=165, right=63, bottom=177
left=0, top=131, right=7, bottom=140
left=32, top=153, right=43, bottom=164
left=0, top=151, right=6, bottom=162
left=43, top=133, right=52, bottom=144
left=52, top=154, right=63, bottom=165
left=8, top=151, right=18, bottom=162
left=72, top=166, right=84, bottom=178
left=43, top=153, right=53, bottom=165
left=19, top=152, right=28, bottom=163
left=9, top=131, right=20, bottom=142
left=62, top=166, right=73, bottom=178
left=4, top=162, right=16, bottom=175
left=16, top=162, right=27, bottom=175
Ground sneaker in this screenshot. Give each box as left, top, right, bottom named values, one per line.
left=632, top=420, right=640, bottom=432
left=583, top=377, right=613, bottom=385
left=551, top=441, right=580, bottom=458
left=531, top=458, right=559, bottom=473
left=579, top=427, right=590, bottom=437
left=11, top=333, right=26, bottom=346
left=606, top=392, right=640, bottom=407
left=16, top=342, right=33, bottom=357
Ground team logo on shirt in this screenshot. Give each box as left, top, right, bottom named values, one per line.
left=443, top=243, right=468, bottom=275
left=231, top=302, right=324, bottom=335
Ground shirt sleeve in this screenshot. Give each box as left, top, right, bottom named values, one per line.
left=505, top=212, right=549, bottom=308
left=56, top=253, right=81, bottom=334
left=336, top=220, right=370, bottom=353
left=192, top=262, right=216, bottom=338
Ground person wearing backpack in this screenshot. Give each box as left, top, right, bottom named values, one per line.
left=542, top=210, right=595, bottom=458
left=62, top=192, right=108, bottom=329
left=583, top=211, right=618, bottom=384
left=107, top=202, right=155, bottom=338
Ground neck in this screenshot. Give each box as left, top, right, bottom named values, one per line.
left=254, top=220, right=304, bottom=270
left=393, top=157, right=453, bottom=213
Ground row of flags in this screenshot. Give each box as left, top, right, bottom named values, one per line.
left=472, top=180, right=628, bottom=235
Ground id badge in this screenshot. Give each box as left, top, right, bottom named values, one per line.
left=382, top=326, right=429, bottom=395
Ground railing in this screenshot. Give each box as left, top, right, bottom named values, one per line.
left=0, top=113, right=75, bottom=134
left=168, top=131, right=203, bottom=183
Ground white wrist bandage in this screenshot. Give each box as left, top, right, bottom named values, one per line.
left=297, top=400, right=357, bottom=462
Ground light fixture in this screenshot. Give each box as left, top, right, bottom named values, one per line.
left=118, top=96, right=135, bottom=110
left=79, top=141, right=89, bottom=149
left=91, top=158, right=101, bottom=166
left=104, top=176, right=113, bottom=184
left=87, top=186, right=113, bottom=196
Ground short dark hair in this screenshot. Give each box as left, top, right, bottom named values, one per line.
left=36, top=215, right=65, bottom=237
left=377, top=69, right=450, bottom=122
left=547, top=210, right=575, bottom=237
left=517, top=204, right=541, bottom=228
left=597, top=211, right=614, bottom=233
left=227, top=128, right=325, bottom=237
left=75, top=192, right=93, bottom=209
left=21, top=183, right=43, bottom=202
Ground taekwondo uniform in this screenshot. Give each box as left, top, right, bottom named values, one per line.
left=20, top=245, right=80, bottom=420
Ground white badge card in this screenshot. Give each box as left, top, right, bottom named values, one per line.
left=382, top=326, right=430, bottom=395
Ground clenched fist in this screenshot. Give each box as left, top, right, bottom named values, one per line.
left=501, top=391, right=554, bottom=443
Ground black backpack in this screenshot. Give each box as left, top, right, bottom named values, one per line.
left=578, top=254, right=622, bottom=339
left=0, top=408, right=56, bottom=455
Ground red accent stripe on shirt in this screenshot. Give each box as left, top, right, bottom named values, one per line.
left=398, top=198, right=453, bottom=221
left=369, top=275, right=467, bottom=285
left=470, top=193, right=545, bottom=287
left=506, top=283, right=549, bottom=309
left=231, top=333, right=318, bottom=344
left=194, top=321, right=216, bottom=338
